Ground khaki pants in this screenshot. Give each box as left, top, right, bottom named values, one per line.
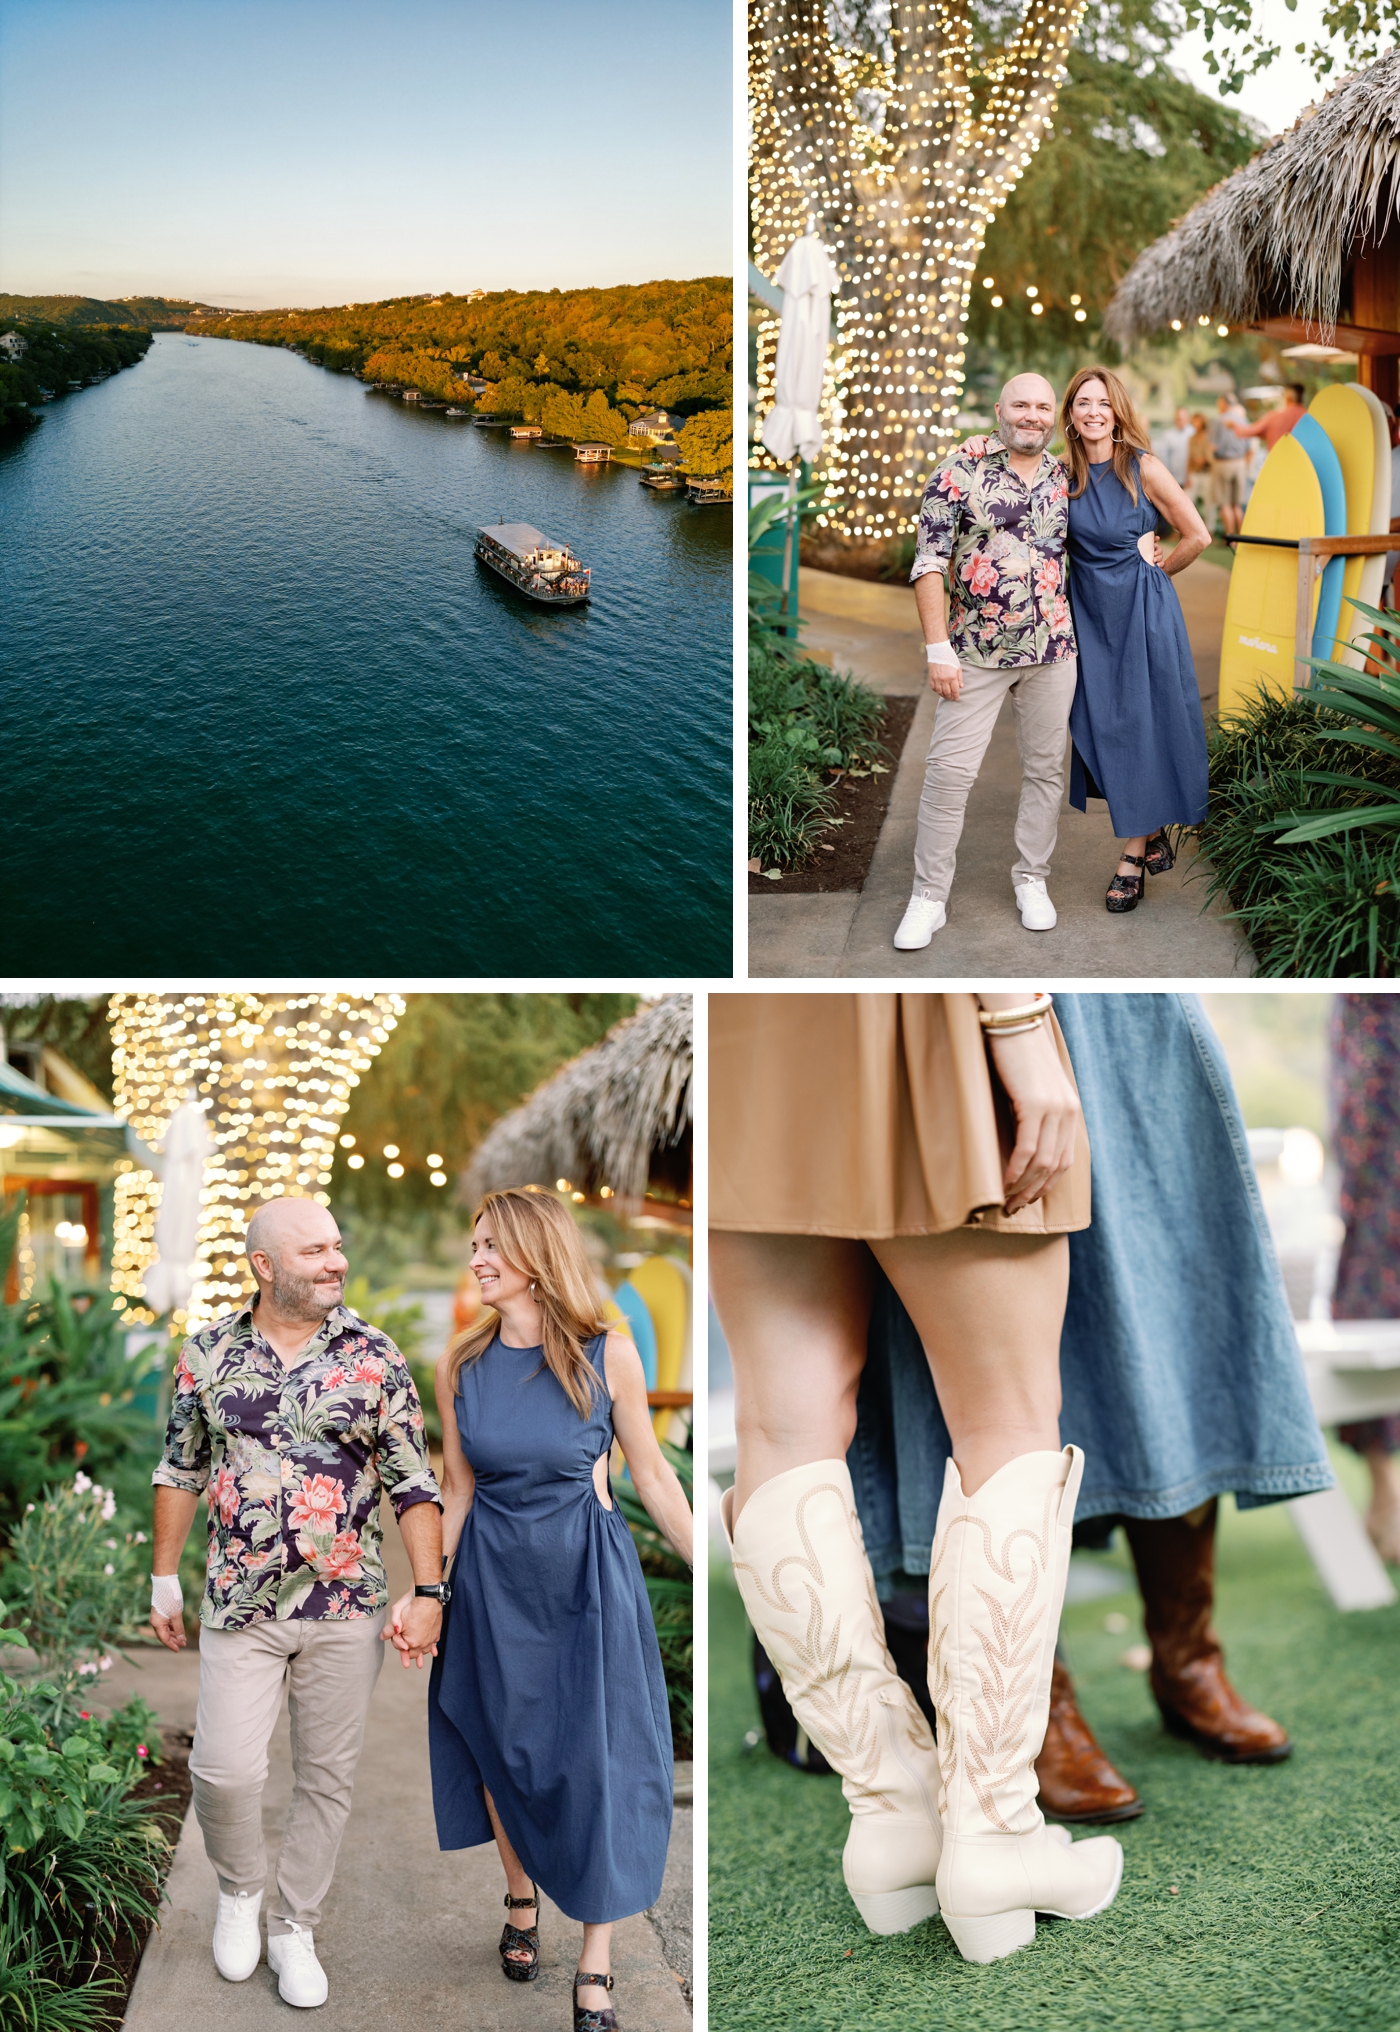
left=189, top=1613, right=385, bottom=1936
left=913, top=656, right=1077, bottom=903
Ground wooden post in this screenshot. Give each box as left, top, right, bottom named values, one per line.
left=1295, top=539, right=1319, bottom=688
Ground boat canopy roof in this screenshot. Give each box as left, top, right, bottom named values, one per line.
left=480, top=521, right=568, bottom=559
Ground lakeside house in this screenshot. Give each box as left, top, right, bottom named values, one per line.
left=628, top=408, right=682, bottom=441
left=575, top=443, right=612, bottom=463
left=0, top=331, right=27, bottom=361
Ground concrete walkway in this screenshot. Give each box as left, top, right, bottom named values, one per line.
left=751, top=564, right=1254, bottom=978
left=107, top=1521, right=690, bottom=2030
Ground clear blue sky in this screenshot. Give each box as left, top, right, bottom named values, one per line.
left=0, top=0, right=731, bottom=306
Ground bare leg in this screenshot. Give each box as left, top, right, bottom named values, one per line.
left=1362, top=1444, right=1400, bottom=1564
left=872, top=1228, right=1068, bottom=1493
left=710, top=1231, right=874, bottom=1520
left=1116, top=834, right=1148, bottom=885
left=576, top=1922, right=612, bottom=2015
left=485, top=1788, right=536, bottom=1968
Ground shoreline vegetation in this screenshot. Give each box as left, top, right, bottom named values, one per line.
left=0, top=282, right=734, bottom=479
left=186, top=278, right=733, bottom=479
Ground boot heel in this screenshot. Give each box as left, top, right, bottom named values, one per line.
left=940, top=1907, right=1036, bottom=1964
left=849, top=1884, right=940, bottom=1935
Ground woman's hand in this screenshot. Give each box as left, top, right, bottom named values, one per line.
left=983, top=1021, right=1082, bottom=1214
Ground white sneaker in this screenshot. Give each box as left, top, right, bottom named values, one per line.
left=268, top=1924, right=328, bottom=2008
left=1014, top=877, right=1057, bottom=930
left=212, top=1889, right=262, bottom=1982
left=894, top=895, right=947, bottom=949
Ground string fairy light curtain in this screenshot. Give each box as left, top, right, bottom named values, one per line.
left=750, top=0, right=1087, bottom=538
left=109, top=992, right=405, bottom=1330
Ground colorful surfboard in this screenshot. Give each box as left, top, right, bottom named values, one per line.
left=1309, top=383, right=1392, bottom=666
left=1292, top=412, right=1347, bottom=659
left=612, top=1279, right=659, bottom=1388
left=629, top=1253, right=691, bottom=1442
left=1218, top=433, right=1325, bottom=714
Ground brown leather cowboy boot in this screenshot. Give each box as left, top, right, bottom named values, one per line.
left=1035, top=1656, right=1144, bottom=1824
left=1124, top=1501, right=1292, bottom=1763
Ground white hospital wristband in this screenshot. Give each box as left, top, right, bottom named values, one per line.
left=151, top=1574, right=183, bottom=1619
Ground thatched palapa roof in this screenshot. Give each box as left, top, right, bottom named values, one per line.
left=462, top=995, right=692, bottom=1205
left=1105, top=53, right=1400, bottom=348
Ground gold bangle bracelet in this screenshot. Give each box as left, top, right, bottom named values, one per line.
left=977, top=993, right=1053, bottom=1030
left=982, top=1016, right=1047, bottom=1037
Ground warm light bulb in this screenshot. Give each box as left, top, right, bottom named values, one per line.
left=348, top=1153, right=365, bottom=1170
left=1217, top=325, right=1228, bottom=337
left=383, top=1144, right=399, bottom=1159
left=387, top=1162, right=405, bottom=1179
left=427, top=1153, right=443, bottom=1167
left=1069, top=294, right=1081, bottom=306
left=1074, top=309, right=1087, bottom=322
left=430, top=1171, right=447, bottom=1187
left=340, top=1134, right=355, bottom=1148
left=991, top=295, right=1003, bottom=307
left=1171, top=319, right=1182, bottom=331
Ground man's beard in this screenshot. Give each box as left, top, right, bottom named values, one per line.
left=270, top=1266, right=343, bottom=1320
left=997, top=416, right=1053, bottom=454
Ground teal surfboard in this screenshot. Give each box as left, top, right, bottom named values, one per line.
left=1293, top=412, right=1347, bottom=659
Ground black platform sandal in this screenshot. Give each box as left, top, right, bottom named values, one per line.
left=1143, top=830, right=1176, bottom=876
left=498, top=1883, right=539, bottom=1983
left=1105, top=853, right=1145, bottom=912
left=573, top=1969, right=617, bottom=2031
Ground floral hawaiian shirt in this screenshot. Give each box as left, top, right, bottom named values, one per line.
left=911, top=440, right=1075, bottom=668
left=153, top=1300, right=440, bottom=1630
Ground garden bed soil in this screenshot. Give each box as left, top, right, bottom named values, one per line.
left=750, top=694, right=917, bottom=894
left=104, top=1727, right=194, bottom=2023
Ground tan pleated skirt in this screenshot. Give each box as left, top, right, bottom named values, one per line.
left=710, top=993, right=1091, bottom=1238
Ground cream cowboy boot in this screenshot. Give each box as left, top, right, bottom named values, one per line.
left=722, top=1461, right=942, bottom=1934
left=928, top=1446, right=1124, bottom=1964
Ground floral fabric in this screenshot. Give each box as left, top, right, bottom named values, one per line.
left=153, top=1300, right=440, bottom=1629
left=910, top=441, right=1075, bottom=668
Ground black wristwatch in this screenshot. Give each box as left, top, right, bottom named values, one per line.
left=414, top=1581, right=451, bottom=1606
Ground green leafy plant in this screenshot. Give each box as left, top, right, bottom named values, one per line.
left=1196, top=681, right=1400, bottom=975
left=0, top=1216, right=165, bottom=1530
left=0, top=1910, right=125, bottom=2032
left=2, top=1481, right=149, bottom=1724
left=749, top=483, right=826, bottom=647
left=1262, top=603, right=1400, bottom=843
left=748, top=639, right=890, bottom=871
left=614, top=1443, right=693, bottom=1754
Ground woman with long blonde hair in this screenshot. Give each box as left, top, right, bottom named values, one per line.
left=1058, top=365, right=1213, bottom=911
left=397, top=1187, right=692, bottom=2032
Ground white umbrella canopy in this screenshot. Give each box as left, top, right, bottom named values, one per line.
left=760, top=233, right=841, bottom=466
left=144, top=1097, right=213, bottom=1317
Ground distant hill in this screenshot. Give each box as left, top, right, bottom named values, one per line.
left=187, top=277, right=732, bottom=418
left=0, top=294, right=227, bottom=330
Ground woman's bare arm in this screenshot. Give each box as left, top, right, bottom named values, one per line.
left=1139, top=452, right=1211, bottom=575
left=604, top=1330, right=693, bottom=1567
left=434, top=1353, right=475, bottom=1562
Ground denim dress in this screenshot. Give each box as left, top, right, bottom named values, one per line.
left=848, top=994, right=1334, bottom=1583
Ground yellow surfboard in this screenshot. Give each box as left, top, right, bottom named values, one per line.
left=1218, top=433, right=1325, bottom=715
left=629, top=1253, right=691, bottom=1443
left=1309, top=383, right=1391, bottom=667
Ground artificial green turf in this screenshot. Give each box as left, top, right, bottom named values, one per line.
left=709, top=1454, right=1400, bottom=2031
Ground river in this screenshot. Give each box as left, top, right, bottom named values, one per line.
left=1, top=333, right=732, bottom=974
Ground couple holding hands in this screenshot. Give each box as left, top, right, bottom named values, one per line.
left=894, top=367, right=1213, bottom=950
left=148, top=1188, right=692, bottom=2031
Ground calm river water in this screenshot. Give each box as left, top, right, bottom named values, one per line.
left=2, top=334, right=731, bottom=973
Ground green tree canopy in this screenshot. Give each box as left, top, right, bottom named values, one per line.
left=331, top=993, right=637, bottom=1218
left=678, top=408, right=734, bottom=476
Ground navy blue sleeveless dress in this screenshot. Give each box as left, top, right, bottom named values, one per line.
left=1067, top=453, right=1209, bottom=837
left=427, top=1332, right=673, bottom=1923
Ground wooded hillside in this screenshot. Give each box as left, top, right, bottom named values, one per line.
left=0, top=294, right=223, bottom=330
left=0, top=322, right=153, bottom=438
left=187, top=277, right=732, bottom=416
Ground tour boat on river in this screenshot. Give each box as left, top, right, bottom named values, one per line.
left=474, top=521, right=591, bottom=606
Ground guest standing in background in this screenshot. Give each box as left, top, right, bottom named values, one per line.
left=1329, top=996, right=1400, bottom=1563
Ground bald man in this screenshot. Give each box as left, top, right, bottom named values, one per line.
left=149, top=1196, right=444, bottom=2008
left=895, top=373, right=1077, bottom=949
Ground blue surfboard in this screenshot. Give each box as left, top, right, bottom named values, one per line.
left=1293, top=412, right=1347, bottom=660
left=612, top=1280, right=659, bottom=1388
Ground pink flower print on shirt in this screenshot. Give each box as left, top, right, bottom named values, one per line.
left=352, top=1355, right=386, bottom=1387
left=936, top=471, right=965, bottom=500
left=288, top=1472, right=346, bottom=1534
left=299, top=1529, right=365, bottom=1581
left=322, top=1365, right=348, bottom=1389
left=174, top=1350, right=197, bottom=1394
left=209, top=1464, right=241, bottom=1526
left=1035, top=558, right=1061, bottom=596
left=962, top=553, right=999, bottom=597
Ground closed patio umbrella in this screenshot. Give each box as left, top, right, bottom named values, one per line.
left=144, top=1097, right=212, bottom=1316
left=760, top=233, right=841, bottom=466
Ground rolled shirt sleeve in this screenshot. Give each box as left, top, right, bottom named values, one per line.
left=376, top=1344, right=442, bottom=1517
left=151, top=1338, right=213, bottom=1495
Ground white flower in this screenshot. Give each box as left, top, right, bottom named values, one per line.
left=77, top=1661, right=98, bottom=1676
left=103, top=1564, right=115, bottom=1576
left=24, top=1504, right=34, bottom=1514
left=103, top=1540, right=117, bottom=1550
left=99, top=1656, right=112, bottom=1671
left=134, top=1532, right=147, bottom=1544
left=73, top=1471, right=92, bottom=1494
left=100, top=1494, right=116, bottom=1521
